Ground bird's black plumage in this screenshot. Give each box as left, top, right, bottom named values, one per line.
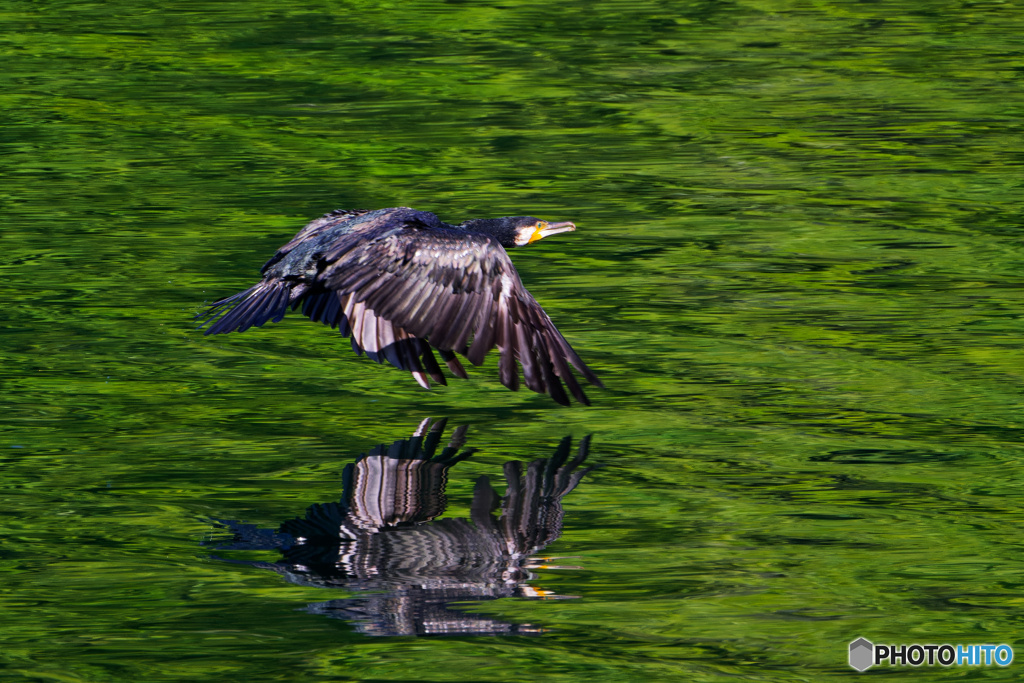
left=197, top=207, right=602, bottom=405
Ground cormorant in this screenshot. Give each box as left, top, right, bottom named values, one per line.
left=197, top=207, right=603, bottom=405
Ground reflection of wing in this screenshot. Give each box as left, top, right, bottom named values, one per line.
left=474, top=435, right=593, bottom=556
left=344, top=421, right=471, bottom=529
left=280, top=418, right=473, bottom=540
left=197, top=207, right=601, bottom=405
left=207, top=421, right=595, bottom=636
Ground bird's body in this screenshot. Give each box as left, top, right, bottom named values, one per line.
left=198, top=207, right=602, bottom=405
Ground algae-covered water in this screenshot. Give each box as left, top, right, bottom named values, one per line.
left=3, top=0, right=1024, bottom=680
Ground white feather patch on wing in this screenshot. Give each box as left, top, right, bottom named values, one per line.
left=346, top=296, right=433, bottom=389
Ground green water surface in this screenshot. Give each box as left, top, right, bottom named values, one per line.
left=2, top=0, right=1024, bottom=680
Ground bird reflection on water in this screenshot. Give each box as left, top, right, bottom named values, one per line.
left=207, top=418, right=595, bottom=636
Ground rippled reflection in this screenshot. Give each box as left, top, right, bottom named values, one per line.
left=208, top=418, right=594, bottom=636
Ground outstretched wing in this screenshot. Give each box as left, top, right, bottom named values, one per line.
left=198, top=213, right=601, bottom=405
left=317, top=222, right=602, bottom=405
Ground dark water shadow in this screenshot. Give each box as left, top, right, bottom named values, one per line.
left=206, top=418, right=595, bottom=636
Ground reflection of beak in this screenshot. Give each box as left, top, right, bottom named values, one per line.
left=530, top=221, right=577, bottom=243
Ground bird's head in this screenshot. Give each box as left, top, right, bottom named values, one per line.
left=460, top=216, right=577, bottom=248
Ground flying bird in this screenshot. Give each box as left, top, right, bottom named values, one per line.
left=197, top=207, right=602, bottom=405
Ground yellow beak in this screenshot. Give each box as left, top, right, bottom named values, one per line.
left=529, top=221, right=577, bottom=243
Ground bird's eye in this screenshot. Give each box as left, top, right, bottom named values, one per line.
left=537, top=221, right=549, bottom=230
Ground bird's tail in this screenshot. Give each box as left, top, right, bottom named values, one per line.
left=196, top=280, right=292, bottom=335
